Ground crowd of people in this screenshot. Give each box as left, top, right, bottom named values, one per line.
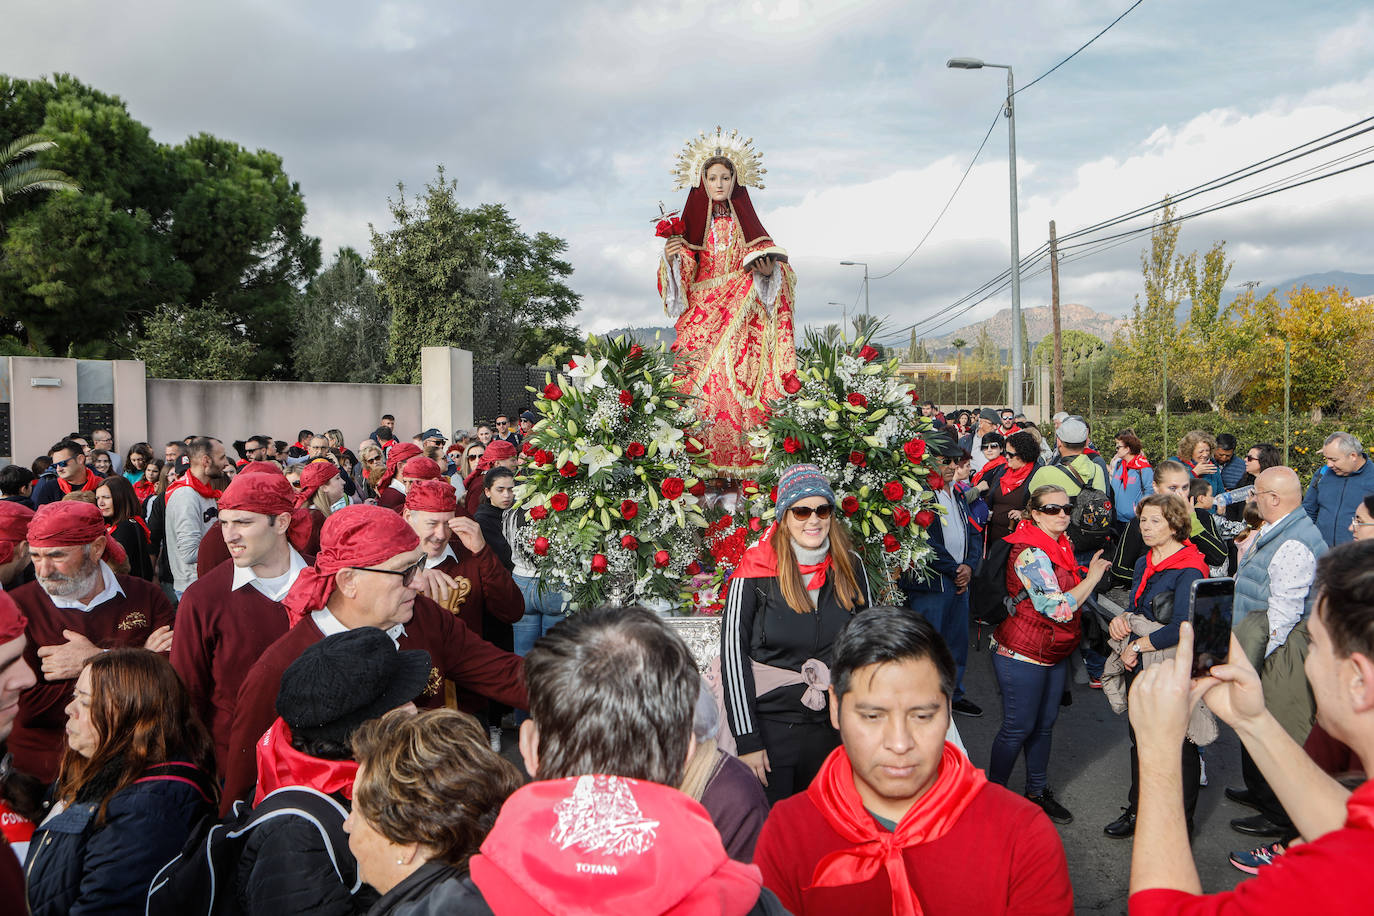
left=0, top=405, right=1371, bottom=914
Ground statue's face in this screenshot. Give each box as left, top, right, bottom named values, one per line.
left=703, top=163, right=735, bottom=202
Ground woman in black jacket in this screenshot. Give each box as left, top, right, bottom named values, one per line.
left=472, top=468, right=516, bottom=571
left=24, top=649, right=217, bottom=916
left=972, top=429, right=1041, bottom=545
left=96, top=475, right=154, bottom=580
left=720, top=464, right=871, bottom=804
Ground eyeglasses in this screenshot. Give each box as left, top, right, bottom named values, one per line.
left=366, top=456, right=385, bottom=465
left=1252, top=489, right=1278, bottom=500
left=1245, top=455, right=1260, bottom=462
left=51, top=457, right=77, bottom=468
left=349, top=556, right=425, bottom=587
left=1033, top=504, right=1072, bottom=515
left=981, top=444, right=1002, bottom=451
left=1350, top=520, right=1374, bottom=528
left=937, top=457, right=958, bottom=465
left=789, top=504, right=834, bottom=520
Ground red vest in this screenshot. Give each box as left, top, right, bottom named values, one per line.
left=993, top=545, right=1082, bottom=665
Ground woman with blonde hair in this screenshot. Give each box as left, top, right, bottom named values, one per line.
left=1177, top=429, right=1224, bottom=497
left=720, top=463, right=871, bottom=803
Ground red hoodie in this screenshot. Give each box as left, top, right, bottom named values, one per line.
left=469, top=774, right=767, bottom=915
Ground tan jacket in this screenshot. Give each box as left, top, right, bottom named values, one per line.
left=1102, top=612, right=1219, bottom=746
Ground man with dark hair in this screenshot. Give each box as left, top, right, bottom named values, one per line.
left=491, top=415, right=520, bottom=446
left=1213, top=433, right=1245, bottom=491
left=166, top=437, right=229, bottom=597
left=1129, top=539, right=1374, bottom=911
left=0, top=465, right=36, bottom=507
left=755, top=607, right=1071, bottom=914
left=31, top=439, right=103, bottom=507
left=380, top=414, right=395, bottom=430
left=441, top=606, right=787, bottom=914
left=961, top=408, right=1000, bottom=472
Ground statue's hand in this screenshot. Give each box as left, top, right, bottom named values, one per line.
left=664, top=237, right=685, bottom=260
left=751, top=255, right=775, bottom=276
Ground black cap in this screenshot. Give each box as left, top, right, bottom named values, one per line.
left=978, top=408, right=1000, bottom=424
left=275, top=628, right=432, bottom=747
left=520, top=410, right=537, bottom=423
left=418, top=428, right=445, bottom=442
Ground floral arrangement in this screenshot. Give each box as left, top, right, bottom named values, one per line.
left=518, top=334, right=712, bottom=611
left=703, top=330, right=947, bottom=606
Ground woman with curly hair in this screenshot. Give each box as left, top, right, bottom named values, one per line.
left=1176, top=429, right=1224, bottom=499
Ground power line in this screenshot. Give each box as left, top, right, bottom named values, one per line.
left=1016, top=0, right=1147, bottom=96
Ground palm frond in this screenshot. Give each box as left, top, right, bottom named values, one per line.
left=0, top=134, right=58, bottom=168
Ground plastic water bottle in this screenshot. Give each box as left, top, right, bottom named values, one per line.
left=1212, top=485, right=1254, bottom=508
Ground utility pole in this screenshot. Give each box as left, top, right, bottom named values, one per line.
left=1049, top=219, right=1063, bottom=415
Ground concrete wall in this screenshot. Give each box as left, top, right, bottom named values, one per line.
left=145, top=378, right=421, bottom=455
left=9, top=357, right=81, bottom=466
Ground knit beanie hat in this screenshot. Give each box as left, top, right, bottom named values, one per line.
left=775, top=463, right=836, bottom=516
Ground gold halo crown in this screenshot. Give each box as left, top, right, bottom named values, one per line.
left=672, top=126, right=766, bottom=190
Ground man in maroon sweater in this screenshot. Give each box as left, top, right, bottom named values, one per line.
left=171, top=466, right=315, bottom=776
left=375, top=443, right=421, bottom=512
left=755, top=607, right=1072, bottom=915
left=221, top=503, right=526, bottom=811
left=0, top=592, right=38, bottom=911
left=8, top=502, right=175, bottom=781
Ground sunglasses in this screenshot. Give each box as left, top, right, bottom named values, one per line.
left=981, top=444, right=1002, bottom=451
left=1033, top=503, right=1073, bottom=515
left=937, top=457, right=958, bottom=465
left=789, top=504, right=834, bottom=520
left=52, top=457, right=78, bottom=468
left=1245, top=455, right=1260, bottom=461
left=349, top=556, right=425, bottom=587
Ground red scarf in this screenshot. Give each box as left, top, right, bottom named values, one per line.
left=254, top=718, right=358, bottom=805
left=108, top=517, right=151, bottom=543
left=133, top=479, right=156, bottom=501
left=1117, top=453, right=1151, bottom=489
left=731, top=523, right=832, bottom=589
left=56, top=471, right=101, bottom=495
left=971, top=455, right=1005, bottom=487
left=807, top=744, right=987, bottom=916
left=998, top=461, right=1035, bottom=496
left=1133, top=541, right=1209, bottom=607
left=165, top=471, right=222, bottom=502
left=1004, top=519, right=1082, bottom=582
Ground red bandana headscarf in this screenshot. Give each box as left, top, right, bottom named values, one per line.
left=806, top=744, right=987, bottom=916
left=28, top=501, right=127, bottom=568
left=253, top=718, right=358, bottom=805
left=405, top=479, right=458, bottom=514
left=219, top=472, right=314, bottom=552
left=379, top=443, right=421, bottom=490
left=731, top=523, right=832, bottom=590
left=475, top=440, right=516, bottom=473
left=0, top=501, right=35, bottom=566
left=401, top=456, right=442, bottom=481
left=281, top=505, right=420, bottom=626
left=0, top=590, right=27, bottom=644
left=295, top=460, right=340, bottom=507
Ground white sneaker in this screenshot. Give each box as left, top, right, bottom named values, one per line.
left=488, top=725, right=502, bottom=753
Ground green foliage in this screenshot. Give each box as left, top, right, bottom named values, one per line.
left=135, top=302, right=259, bottom=380
left=0, top=133, right=80, bottom=206
left=292, top=248, right=392, bottom=382
left=1031, top=329, right=1105, bottom=378
left=370, top=166, right=580, bottom=382
left=1110, top=199, right=1187, bottom=410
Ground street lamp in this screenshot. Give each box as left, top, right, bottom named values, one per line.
left=839, top=261, right=869, bottom=323
left=947, top=56, right=1024, bottom=414
left=827, top=301, right=850, bottom=337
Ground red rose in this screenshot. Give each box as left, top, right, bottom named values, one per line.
left=559, top=461, right=578, bottom=478
left=769, top=486, right=778, bottom=504
left=689, top=480, right=706, bottom=498
left=926, top=471, right=944, bottom=491
left=783, top=435, right=802, bottom=454
left=625, top=441, right=646, bottom=458
left=687, top=561, right=703, bottom=575
left=533, top=536, right=550, bottom=556
left=848, top=450, right=867, bottom=467
left=908, top=388, right=921, bottom=404
left=550, top=492, right=570, bottom=512
left=782, top=371, right=802, bottom=394
left=883, top=481, right=904, bottom=502
left=859, top=345, right=880, bottom=362
left=661, top=477, right=685, bottom=500
left=536, top=449, right=554, bottom=466
left=748, top=517, right=763, bottom=532
left=904, top=439, right=927, bottom=464
left=620, top=499, right=639, bottom=520
left=654, top=550, right=671, bottom=568
left=543, top=383, right=563, bottom=401
left=841, top=495, right=860, bottom=516
left=883, top=533, right=901, bottom=553
left=619, top=389, right=634, bottom=407
left=893, top=507, right=912, bottom=527
left=621, top=535, right=639, bottom=551
left=914, top=510, right=936, bottom=528
left=590, top=554, right=608, bottom=574
left=529, top=505, right=549, bottom=521
left=521, top=441, right=535, bottom=456
left=670, top=216, right=685, bottom=235
left=847, top=392, right=867, bottom=408
left=740, top=480, right=760, bottom=496
left=655, top=219, right=672, bottom=238
left=629, top=344, right=644, bottom=359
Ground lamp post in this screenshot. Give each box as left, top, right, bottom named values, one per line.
left=840, top=261, right=869, bottom=324
left=827, top=301, right=849, bottom=338
left=948, top=56, right=1023, bottom=414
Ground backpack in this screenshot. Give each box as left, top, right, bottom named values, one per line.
left=1058, top=463, right=1114, bottom=553
left=970, top=536, right=1028, bottom=627
left=145, top=785, right=360, bottom=916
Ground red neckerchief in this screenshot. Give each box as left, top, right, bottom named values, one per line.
left=254, top=718, right=358, bottom=805
left=1118, top=454, right=1151, bottom=488
left=1133, top=541, right=1209, bottom=607
left=107, top=517, right=152, bottom=543
left=731, top=523, right=832, bottom=589
left=1004, top=519, right=1082, bottom=583
left=56, top=472, right=101, bottom=495
left=971, top=455, right=1006, bottom=487
left=806, top=744, right=986, bottom=916
left=165, top=471, right=222, bottom=501
left=133, top=479, right=156, bottom=501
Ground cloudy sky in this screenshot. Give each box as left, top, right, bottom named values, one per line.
left=6, top=0, right=1372, bottom=346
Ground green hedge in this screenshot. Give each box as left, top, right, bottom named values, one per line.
left=1087, top=410, right=1374, bottom=485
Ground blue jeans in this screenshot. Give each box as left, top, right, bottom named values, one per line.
left=988, top=653, right=1068, bottom=795
left=512, top=574, right=568, bottom=659
left=905, top=587, right=969, bottom=701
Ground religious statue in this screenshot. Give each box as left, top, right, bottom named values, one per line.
left=657, top=127, right=798, bottom=478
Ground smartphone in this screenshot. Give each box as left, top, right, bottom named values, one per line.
left=1188, top=577, right=1234, bottom=677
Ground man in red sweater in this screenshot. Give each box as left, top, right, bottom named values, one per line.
left=1128, top=539, right=1374, bottom=913
left=220, top=504, right=526, bottom=811
left=0, top=592, right=38, bottom=912
left=8, top=502, right=174, bottom=780
left=754, top=607, right=1072, bottom=915
left=171, top=466, right=315, bottom=776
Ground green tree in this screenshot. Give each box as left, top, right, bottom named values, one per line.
left=292, top=247, right=392, bottom=382
left=1032, top=329, right=1105, bottom=378
left=370, top=166, right=581, bottom=382
left=970, top=325, right=1000, bottom=371
left=1110, top=199, right=1188, bottom=411
left=905, top=331, right=931, bottom=362
left=0, top=133, right=80, bottom=208
left=1172, top=241, right=1256, bottom=412
left=135, top=302, right=259, bottom=380
left=949, top=337, right=967, bottom=361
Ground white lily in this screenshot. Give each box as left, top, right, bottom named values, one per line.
left=581, top=444, right=617, bottom=478
left=651, top=419, right=685, bottom=455
left=567, top=355, right=609, bottom=389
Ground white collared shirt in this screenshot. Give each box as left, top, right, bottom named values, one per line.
left=935, top=485, right=967, bottom=565
left=310, top=607, right=406, bottom=646
left=390, top=479, right=407, bottom=495
left=230, top=548, right=308, bottom=602
left=49, top=561, right=125, bottom=613
left=424, top=544, right=456, bottom=570
left=970, top=434, right=988, bottom=471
